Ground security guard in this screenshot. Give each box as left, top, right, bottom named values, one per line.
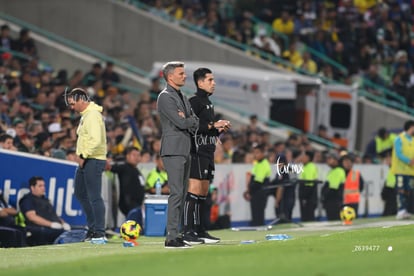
left=246, top=144, right=272, bottom=226
left=299, top=151, right=318, bottom=222
left=322, top=153, right=346, bottom=221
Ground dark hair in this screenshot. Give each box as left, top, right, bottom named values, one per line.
left=124, top=146, right=140, bottom=155
left=162, top=61, right=184, bottom=81
left=28, top=176, right=44, bottom=187
left=0, top=133, right=13, bottom=142
left=404, top=120, right=414, bottom=131
left=304, top=150, right=314, bottom=161
left=67, top=88, right=90, bottom=103
left=253, top=143, right=266, bottom=152
left=377, top=127, right=387, bottom=138
left=1, top=24, right=10, bottom=31
left=193, top=68, right=212, bottom=88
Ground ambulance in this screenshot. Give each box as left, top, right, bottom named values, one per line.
left=150, top=61, right=358, bottom=150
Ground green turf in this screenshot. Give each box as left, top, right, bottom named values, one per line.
left=1, top=218, right=412, bottom=276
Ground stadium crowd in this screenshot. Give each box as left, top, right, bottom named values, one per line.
left=138, top=0, right=414, bottom=106
left=0, top=23, right=357, bottom=165
left=1, top=1, right=410, bottom=244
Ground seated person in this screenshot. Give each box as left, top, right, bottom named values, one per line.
left=19, top=176, right=71, bottom=246
left=0, top=190, right=27, bottom=247
left=108, top=146, right=146, bottom=227
left=145, top=154, right=169, bottom=194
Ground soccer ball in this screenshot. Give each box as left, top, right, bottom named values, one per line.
left=340, top=206, right=356, bottom=223
left=120, top=220, right=141, bottom=241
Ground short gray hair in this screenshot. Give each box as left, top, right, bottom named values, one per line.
left=162, top=61, right=184, bottom=81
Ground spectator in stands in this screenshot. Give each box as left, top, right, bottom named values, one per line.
left=0, top=133, right=16, bottom=150
left=317, top=124, right=331, bottom=141
left=83, top=62, right=102, bottom=87
left=68, top=69, right=84, bottom=89
left=272, top=10, right=294, bottom=36
left=376, top=20, right=399, bottom=65
left=148, top=76, right=162, bottom=103
left=282, top=41, right=302, bottom=67
left=252, top=27, right=281, bottom=57
left=318, top=63, right=335, bottom=80
left=363, top=64, right=388, bottom=96
left=12, top=118, right=32, bottom=153
left=357, top=43, right=374, bottom=73
left=19, top=176, right=71, bottom=246
left=101, top=61, right=120, bottom=89
left=239, top=16, right=255, bottom=45
left=34, top=132, right=52, bottom=157
left=296, top=51, right=318, bottom=74
left=150, top=0, right=169, bottom=18
left=15, top=28, right=37, bottom=58
left=0, top=24, right=16, bottom=51
left=293, top=10, right=315, bottom=43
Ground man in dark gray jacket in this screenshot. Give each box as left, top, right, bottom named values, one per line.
left=157, top=61, right=199, bottom=248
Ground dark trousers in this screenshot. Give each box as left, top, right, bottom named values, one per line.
left=26, top=225, right=64, bottom=246
left=74, top=159, right=106, bottom=234
left=381, top=186, right=397, bottom=216
left=276, top=191, right=295, bottom=221
left=299, top=185, right=317, bottom=222
left=300, top=198, right=316, bottom=222
left=250, top=189, right=268, bottom=226
left=0, top=226, right=27, bottom=247
left=325, top=200, right=342, bottom=221
left=162, top=155, right=191, bottom=240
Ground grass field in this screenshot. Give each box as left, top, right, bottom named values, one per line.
left=1, top=217, right=413, bottom=276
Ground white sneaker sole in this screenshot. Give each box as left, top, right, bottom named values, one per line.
left=201, top=238, right=220, bottom=244
left=183, top=240, right=204, bottom=245
left=90, top=238, right=108, bottom=244
left=165, top=245, right=193, bottom=249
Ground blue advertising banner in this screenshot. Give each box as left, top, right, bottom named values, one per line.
left=0, top=149, right=85, bottom=226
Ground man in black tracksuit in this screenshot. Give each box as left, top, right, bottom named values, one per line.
left=182, top=67, right=231, bottom=244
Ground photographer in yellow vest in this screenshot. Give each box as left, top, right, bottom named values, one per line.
left=391, top=120, right=414, bottom=219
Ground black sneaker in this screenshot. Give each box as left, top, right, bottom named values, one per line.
left=183, top=231, right=204, bottom=245
left=165, top=238, right=192, bottom=248
left=198, top=231, right=220, bottom=244
left=83, top=230, right=95, bottom=242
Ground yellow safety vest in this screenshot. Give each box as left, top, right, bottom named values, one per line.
left=385, top=170, right=396, bottom=188
left=391, top=133, right=414, bottom=176
left=299, top=162, right=318, bottom=186
left=327, top=167, right=346, bottom=190
left=375, top=133, right=396, bottom=154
